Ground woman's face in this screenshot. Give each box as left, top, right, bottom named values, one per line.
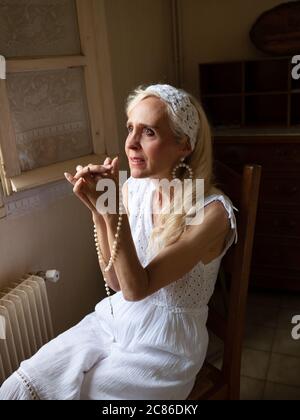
left=125, top=96, right=188, bottom=180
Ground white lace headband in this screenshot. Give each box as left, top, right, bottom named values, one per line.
left=145, top=84, right=199, bottom=151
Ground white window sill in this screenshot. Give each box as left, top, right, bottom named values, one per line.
left=1, top=153, right=107, bottom=219
left=10, top=153, right=106, bottom=193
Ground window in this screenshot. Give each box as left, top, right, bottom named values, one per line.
left=0, top=0, right=118, bottom=197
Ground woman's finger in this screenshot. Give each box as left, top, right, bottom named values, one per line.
left=64, top=172, right=76, bottom=185
left=104, top=157, right=112, bottom=165
left=74, top=165, right=83, bottom=179
left=73, top=177, right=85, bottom=194
left=111, top=156, right=119, bottom=176
left=75, top=181, right=96, bottom=212
left=82, top=167, right=97, bottom=187
left=73, top=164, right=112, bottom=180
left=72, top=178, right=97, bottom=211
left=73, top=177, right=92, bottom=196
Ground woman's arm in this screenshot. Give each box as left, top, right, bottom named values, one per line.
left=104, top=200, right=231, bottom=301
left=64, top=158, right=123, bottom=292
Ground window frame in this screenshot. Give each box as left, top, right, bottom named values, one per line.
left=0, top=0, right=118, bottom=198
left=0, top=180, right=5, bottom=219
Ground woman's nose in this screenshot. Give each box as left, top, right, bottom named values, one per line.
left=127, top=130, right=141, bottom=148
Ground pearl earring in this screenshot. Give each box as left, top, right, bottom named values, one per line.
left=172, top=157, right=193, bottom=179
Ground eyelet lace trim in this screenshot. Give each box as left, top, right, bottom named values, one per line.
left=16, top=370, right=40, bottom=400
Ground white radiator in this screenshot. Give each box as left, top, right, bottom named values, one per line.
left=0, top=275, right=54, bottom=385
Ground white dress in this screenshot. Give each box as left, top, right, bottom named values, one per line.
left=0, top=176, right=238, bottom=400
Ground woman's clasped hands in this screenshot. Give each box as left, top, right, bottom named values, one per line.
left=64, top=156, right=120, bottom=217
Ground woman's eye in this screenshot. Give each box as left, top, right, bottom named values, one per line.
left=127, top=126, right=133, bottom=133
left=145, top=128, right=154, bottom=136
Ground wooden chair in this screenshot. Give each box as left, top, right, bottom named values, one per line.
left=186, top=161, right=262, bottom=400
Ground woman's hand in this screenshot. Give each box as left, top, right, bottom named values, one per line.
left=64, top=156, right=119, bottom=216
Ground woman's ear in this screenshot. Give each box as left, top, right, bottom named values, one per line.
left=185, top=138, right=193, bottom=154
left=179, top=135, right=191, bottom=149
left=179, top=137, right=192, bottom=158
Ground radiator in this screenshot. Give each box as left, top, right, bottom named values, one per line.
left=0, top=275, right=54, bottom=385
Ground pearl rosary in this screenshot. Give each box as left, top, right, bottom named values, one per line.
left=93, top=187, right=124, bottom=319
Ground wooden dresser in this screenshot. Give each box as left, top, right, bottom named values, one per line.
left=213, top=135, right=300, bottom=291
left=198, top=57, right=300, bottom=291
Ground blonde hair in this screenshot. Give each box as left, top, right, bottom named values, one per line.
left=126, top=84, right=221, bottom=259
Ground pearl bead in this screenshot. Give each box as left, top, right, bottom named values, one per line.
left=93, top=198, right=124, bottom=319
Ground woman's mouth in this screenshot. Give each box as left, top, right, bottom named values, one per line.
left=130, top=157, right=146, bottom=166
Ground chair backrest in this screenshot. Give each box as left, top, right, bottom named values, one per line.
left=207, top=160, right=262, bottom=399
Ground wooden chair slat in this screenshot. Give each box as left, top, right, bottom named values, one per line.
left=187, top=161, right=262, bottom=400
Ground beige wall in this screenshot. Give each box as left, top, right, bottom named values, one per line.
left=103, top=0, right=176, bottom=171
left=180, top=0, right=291, bottom=97
left=0, top=0, right=175, bottom=336
left=0, top=192, right=104, bottom=335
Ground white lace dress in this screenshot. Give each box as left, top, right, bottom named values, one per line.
left=0, top=176, right=238, bottom=400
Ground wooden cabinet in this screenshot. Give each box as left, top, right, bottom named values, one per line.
left=214, top=136, right=300, bottom=291
left=199, top=57, right=300, bottom=291
left=199, top=57, right=299, bottom=129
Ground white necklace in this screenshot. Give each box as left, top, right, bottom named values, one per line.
left=93, top=192, right=124, bottom=319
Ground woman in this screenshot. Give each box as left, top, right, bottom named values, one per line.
left=0, top=84, right=238, bottom=400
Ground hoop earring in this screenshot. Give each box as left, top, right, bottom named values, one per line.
left=172, top=157, right=193, bottom=179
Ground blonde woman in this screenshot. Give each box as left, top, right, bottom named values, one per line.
left=0, top=84, right=238, bottom=400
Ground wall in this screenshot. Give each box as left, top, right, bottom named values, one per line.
left=103, top=0, right=176, bottom=172
left=179, top=0, right=292, bottom=97
left=0, top=188, right=103, bottom=335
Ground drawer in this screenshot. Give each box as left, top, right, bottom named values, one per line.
left=255, top=209, right=300, bottom=237
left=252, top=235, right=300, bottom=270
left=214, top=143, right=300, bottom=171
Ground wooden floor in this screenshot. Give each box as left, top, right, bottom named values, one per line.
left=206, top=288, right=300, bottom=400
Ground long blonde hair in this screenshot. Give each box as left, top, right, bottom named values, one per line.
left=126, top=85, right=221, bottom=259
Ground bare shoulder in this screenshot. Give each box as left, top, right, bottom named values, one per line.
left=179, top=200, right=231, bottom=262
left=184, top=199, right=230, bottom=239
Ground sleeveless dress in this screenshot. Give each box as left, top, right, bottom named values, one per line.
left=0, top=176, right=238, bottom=400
